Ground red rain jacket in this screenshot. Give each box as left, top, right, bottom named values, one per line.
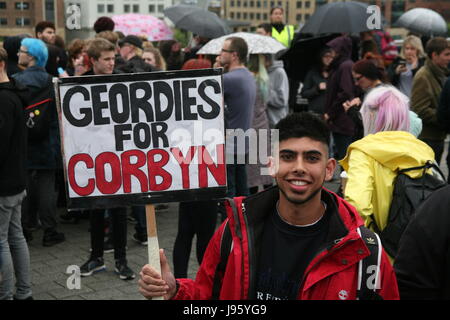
left=173, top=187, right=399, bottom=300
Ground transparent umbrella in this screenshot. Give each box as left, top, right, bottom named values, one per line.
left=394, top=8, right=448, bottom=37
left=197, top=32, right=286, bottom=55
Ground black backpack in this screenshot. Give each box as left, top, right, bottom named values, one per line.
left=371, top=161, right=447, bottom=258
left=211, top=221, right=382, bottom=300
left=23, top=75, right=55, bottom=141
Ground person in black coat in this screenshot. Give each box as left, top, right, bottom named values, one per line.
left=301, top=47, right=334, bottom=116
left=394, top=184, right=450, bottom=299
left=0, top=47, right=33, bottom=300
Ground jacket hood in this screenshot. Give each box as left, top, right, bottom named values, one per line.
left=327, top=36, right=352, bottom=69
left=13, top=66, right=50, bottom=91
left=340, top=131, right=435, bottom=177
left=0, top=77, right=30, bottom=104
left=327, top=36, right=352, bottom=60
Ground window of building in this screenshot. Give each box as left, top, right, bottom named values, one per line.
left=305, top=13, right=310, bottom=20
left=133, top=4, right=139, bottom=13
left=237, top=1, right=241, bottom=7
left=237, top=12, right=241, bottom=19
left=16, top=17, right=30, bottom=26
left=296, top=13, right=302, bottom=21
left=45, top=0, right=55, bottom=22
left=256, top=13, right=261, bottom=19
left=0, top=2, right=6, bottom=9
left=107, top=4, right=114, bottom=13
left=230, top=12, right=234, bottom=18
left=15, top=2, right=30, bottom=10
left=98, top=4, right=105, bottom=13
left=243, top=12, right=247, bottom=19
left=297, top=1, right=302, bottom=8
left=0, top=17, right=7, bottom=25
left=157, top=4, right=164, bottom=12
left=250, top=1, right=254, bottom=7
left=263, top=13, right=268, bottom=20
left=250, top=12, right=254, bottom=19
left=149, top=4, right=155, bottom=13
left=305, top=1, right=311, bottom=8
left=124, top=4, right=130, bottom=13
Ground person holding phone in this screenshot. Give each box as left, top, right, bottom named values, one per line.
left=387, top=35, right=426, bottom=97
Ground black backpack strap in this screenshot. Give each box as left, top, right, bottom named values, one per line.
left=357, top=226, right=383, bottom=300
left=211, top=220, right=232, bottom=300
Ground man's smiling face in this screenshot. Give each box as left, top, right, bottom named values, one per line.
left=271, top=137, right=335, bottom=206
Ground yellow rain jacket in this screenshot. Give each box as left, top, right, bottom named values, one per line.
left=340, top=131, right=435, bottom=233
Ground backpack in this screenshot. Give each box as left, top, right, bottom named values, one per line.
left=23, top=75, right=55, bottom=141
left=211, top=221, right=382, bottom=300
left=372, top=161, right=447, bottom=258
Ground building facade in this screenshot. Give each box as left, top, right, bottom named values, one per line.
left=220, top=0, right=450, bottom=32
left=0, top=0, right=65, bottom=38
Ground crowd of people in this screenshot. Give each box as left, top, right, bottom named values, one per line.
left=1, top=6, right=450, bottom=301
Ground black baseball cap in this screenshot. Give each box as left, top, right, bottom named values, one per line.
left=118, top=35, right=143, bottom=49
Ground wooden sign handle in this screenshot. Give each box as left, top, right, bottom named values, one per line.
left=145, top=204, right=164, bottom=300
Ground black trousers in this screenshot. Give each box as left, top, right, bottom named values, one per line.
left=173, top=200, right=218, bottom=278
left=90, top=207, right=127, bottom=262
left=21, top=169, right=57, bottom=232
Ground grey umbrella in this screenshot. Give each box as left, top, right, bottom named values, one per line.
left=300, top=1, right=384, bottom=35
left=394, top=8, right=448, bottom=37
left=164, top=4, right=231, bottom=39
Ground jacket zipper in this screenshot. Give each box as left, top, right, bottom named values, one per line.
left=241, top=202, right=256, bottom=299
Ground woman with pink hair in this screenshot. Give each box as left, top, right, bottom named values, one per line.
left=339, top=85, right=435, bottom=259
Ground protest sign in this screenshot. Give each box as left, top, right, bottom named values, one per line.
left=55, top=68, right=227, bottom=209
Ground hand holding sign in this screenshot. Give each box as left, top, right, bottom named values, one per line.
left=139, top=249, right=177, bottom=300
left=55, top=69, right=226, bottom=293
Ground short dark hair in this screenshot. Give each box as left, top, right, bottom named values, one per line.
left=257, top=23, right=272, bottom=34
left=275, top=112, right=330, bottom=147
left=426, top=37, right=450, bottom=59
left=226, top=37, right=248, bottom=63
left=35, top=21, right=55, bottom=36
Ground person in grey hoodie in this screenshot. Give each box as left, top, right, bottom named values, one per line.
left=265, top=55, right=289, bottom=128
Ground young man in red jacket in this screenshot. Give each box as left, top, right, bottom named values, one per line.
left=138, top=112, right=399, bottom=300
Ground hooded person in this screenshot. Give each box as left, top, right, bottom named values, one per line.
left=324, top=35, right=360, bottom=161
left=265, top=54, right=289, bottom=128
left=3, top=35, right=29, bottom=77
left=340, top=86, right=434, bottom=262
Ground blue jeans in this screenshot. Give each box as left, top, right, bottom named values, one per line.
left=0, top=191, right=32, bottom=300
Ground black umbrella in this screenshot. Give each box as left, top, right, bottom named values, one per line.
left=164, top=4, right=231, bottom=39
left=279, top=33, right=339, bottom=82
left=300, top=1, right=384, bottom=35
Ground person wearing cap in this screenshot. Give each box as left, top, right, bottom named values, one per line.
left=116, top=35, right=154, bottom=74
